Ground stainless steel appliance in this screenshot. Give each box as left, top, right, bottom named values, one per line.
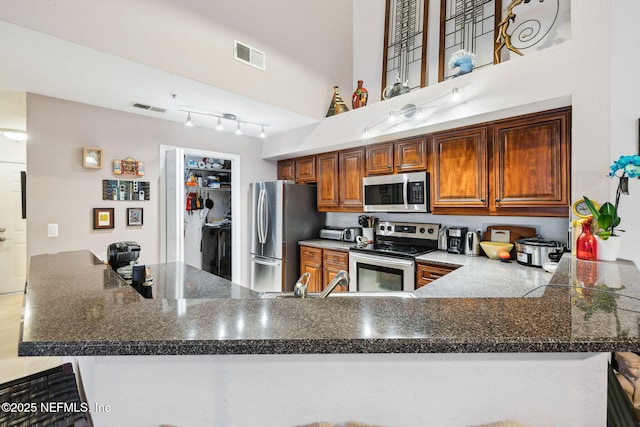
left=202, top=223, right=232, bottom=280
left=447, top=227, right=467, bottom=254
left=515, top=237, right=564, bottom=267
left=319, top=226, right=362, bottom=242
left=362, top=171, right=429, bottom=213
left=250, top=181, right=325, bottom=292
left=349, top=221, right=439, bottom=292
left=464, top=230, right=481, bottom=256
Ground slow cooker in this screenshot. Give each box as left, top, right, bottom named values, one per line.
left=515, top=237, right=564, bottom=267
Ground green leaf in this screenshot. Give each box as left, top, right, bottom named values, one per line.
left=583, top=196, right=600, bottom=220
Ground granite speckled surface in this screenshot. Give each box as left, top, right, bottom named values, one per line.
left=19, top=249, right=640, bottom=356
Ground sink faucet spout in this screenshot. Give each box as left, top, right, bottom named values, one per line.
left=318, top=270, right=350, bottom=298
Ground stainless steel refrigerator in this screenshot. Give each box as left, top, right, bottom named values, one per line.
left=250, top=181, right=325, bottom=292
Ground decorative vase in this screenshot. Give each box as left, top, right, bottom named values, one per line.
left=595, top=235, right=621, bottom=261
left=576, top=217, right=597, bottom=261
left=326, top=86, right=349, bottom=117
left=352, top=80, right=368, bottom=109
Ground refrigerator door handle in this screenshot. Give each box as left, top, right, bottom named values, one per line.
left=260, top=188, right=269, bottom=244
left=251, top=255, right=281, bottom=267
left=257, top=188, right=266, bottom=244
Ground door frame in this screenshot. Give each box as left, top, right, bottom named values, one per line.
left=159, top=145, right=241, bottom=284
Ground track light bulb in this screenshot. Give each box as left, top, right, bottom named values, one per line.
left=363, top=128, right=370, bottom=138
left=451, top=87, right=461, bottom=101
left=259, top=125, right=266, bottom=138
left=388, top=112, right=396, bottom=122
left=185, top=112, right=194, bottom=127
left=235, top=122, right=242, bottom=135
left=216, top=117, right=224, bottom=131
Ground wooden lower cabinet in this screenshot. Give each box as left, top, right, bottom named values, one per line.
left=300, top=246, right=349, bottom=293
left=416, top=262, right=460, bottom=288
left=300, top=245, right=323, bottom=293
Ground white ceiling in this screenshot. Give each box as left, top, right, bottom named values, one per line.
left=0, top=20, right=318, bottom=138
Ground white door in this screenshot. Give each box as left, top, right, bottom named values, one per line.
left=0, top=161, right=27, bottom=294
left=165, top=148, right=184, bottom=263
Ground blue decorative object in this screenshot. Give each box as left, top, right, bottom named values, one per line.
left=448, top=49, right=477, bottom=78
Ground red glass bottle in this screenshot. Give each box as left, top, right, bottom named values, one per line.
left=576, top=217, right=597, bottom=260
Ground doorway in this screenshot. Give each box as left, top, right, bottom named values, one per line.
left=159, top=145, right=241, bottom=283
left=0, top=159, right=27, bottom=294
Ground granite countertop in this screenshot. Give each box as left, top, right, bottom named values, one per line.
left=19, top=249, right=640, bottom=356
left=298, top=238, right=355, bottom=251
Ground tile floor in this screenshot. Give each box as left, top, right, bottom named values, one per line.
left=0, top=292, right=60, bottom=384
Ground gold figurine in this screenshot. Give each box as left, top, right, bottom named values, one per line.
left=495, top=0, right=527, bottom=64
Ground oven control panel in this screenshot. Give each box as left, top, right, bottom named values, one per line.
left=376, top=221, right=439, bottom=240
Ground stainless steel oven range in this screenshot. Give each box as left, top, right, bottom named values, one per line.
left=349, top=221, right=439, bottom=292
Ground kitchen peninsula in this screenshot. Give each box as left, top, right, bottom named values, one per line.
left=19, top=250, right=640, bottom=426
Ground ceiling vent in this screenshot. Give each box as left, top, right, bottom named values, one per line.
left=130, top=102, right=166, bottom=113
left=234, top=39, right=266, bottom=71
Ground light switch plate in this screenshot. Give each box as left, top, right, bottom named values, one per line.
left=48, top=223, right=58, bottom=237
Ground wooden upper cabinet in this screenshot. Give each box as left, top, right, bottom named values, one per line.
left=277, top=159, right=294, bottom=181
left=366, top=142, right=394, bottom=175
left=277, top=156, right=317, bottom=183
left=431, top=127, right=488, bottom=209
left=395, top=136, right=427, bottom=172
left=339, top=147, right=365, bottom=209
left=492, top=108, right=570, bottom=212
left=316, top=152, right=340, bottom=209
left=366, top=137, right=427, bottom=175
left=295, top=156, right=317, bottom=183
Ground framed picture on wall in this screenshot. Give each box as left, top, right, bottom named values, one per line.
left=127, top=207, right=143, bottom=226
left=93, top=208, right=114, bottom=229
left=83, top=147, right=103, bottom=169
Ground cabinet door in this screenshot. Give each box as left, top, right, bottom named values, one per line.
left=317, top=152, right=340, bottom=209
left=431, top=127, right=488, bottom=208
left=395, top=136, right=427, bottom=172
left=277, top=159, right=294, bottom=181
left=295, top=156, right=317, bottom=183
left=323, top=265, right=348, bottom=293
left=300, top=246, right=323, bottom=293
left=493, top=109, right=569, bottom=209
left=339, top=147, right=365, bottom=209
left=365, top=142, right=394, bottom=175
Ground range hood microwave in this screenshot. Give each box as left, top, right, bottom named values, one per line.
left=362, top=171, right=429, bottom=213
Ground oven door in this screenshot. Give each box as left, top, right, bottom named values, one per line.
left=348, top=251, right=415, bottom=292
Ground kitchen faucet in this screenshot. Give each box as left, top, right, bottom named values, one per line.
left=318, top=270, right=350, bottom=298
left=293, top=272, right=311, bottom=298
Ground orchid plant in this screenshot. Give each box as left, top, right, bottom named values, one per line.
left=584, top=154, right=640, bottom=239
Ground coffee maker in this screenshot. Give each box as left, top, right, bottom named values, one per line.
left=447, top=227, right=468, bottom=254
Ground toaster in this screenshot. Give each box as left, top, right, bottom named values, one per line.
left=319, top=227, right=362, bottom=242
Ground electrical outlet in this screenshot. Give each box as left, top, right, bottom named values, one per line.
left=48, top=223, right=58, bottom=237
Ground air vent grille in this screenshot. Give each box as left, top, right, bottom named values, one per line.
left=234, top=40, right=266, bottom=71
left=130, top=102, right=166, bottom=113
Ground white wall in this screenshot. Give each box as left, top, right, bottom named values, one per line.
left=0, top=0, right=353, bottom=120
left=26, top=94, right=276, bottom=282
left=610, top=0, right=640, bottom=266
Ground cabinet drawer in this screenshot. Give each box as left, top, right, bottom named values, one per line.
left=300, top=246, right=322, bottom=263
left=416, top=263, right=459, bottom=287
left=323, top=249, right=349, bottom=268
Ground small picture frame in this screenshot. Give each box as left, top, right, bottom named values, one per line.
left=93, top=207, right=114, bottom=229
left=127, top=207, right=143, bottom=226
left=83, top=147, right=103, bottom=169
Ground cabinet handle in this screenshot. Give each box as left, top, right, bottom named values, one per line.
left=480, top=198, right=485, bottom=203
left=495, top=198, right=501, bottom=203
left=387, top=165, right=392, bottom=168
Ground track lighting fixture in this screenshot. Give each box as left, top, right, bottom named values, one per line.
left=179, top=109, right=268, bottom=138
left=185, top=112, right=194, bottom=127
left=362, top=85, right=467, bottom=138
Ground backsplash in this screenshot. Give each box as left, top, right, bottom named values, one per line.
left=326, top=212, right=569, bottom=245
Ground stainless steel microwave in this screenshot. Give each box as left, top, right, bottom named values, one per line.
left=362, top=171, right=429, bottom=213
